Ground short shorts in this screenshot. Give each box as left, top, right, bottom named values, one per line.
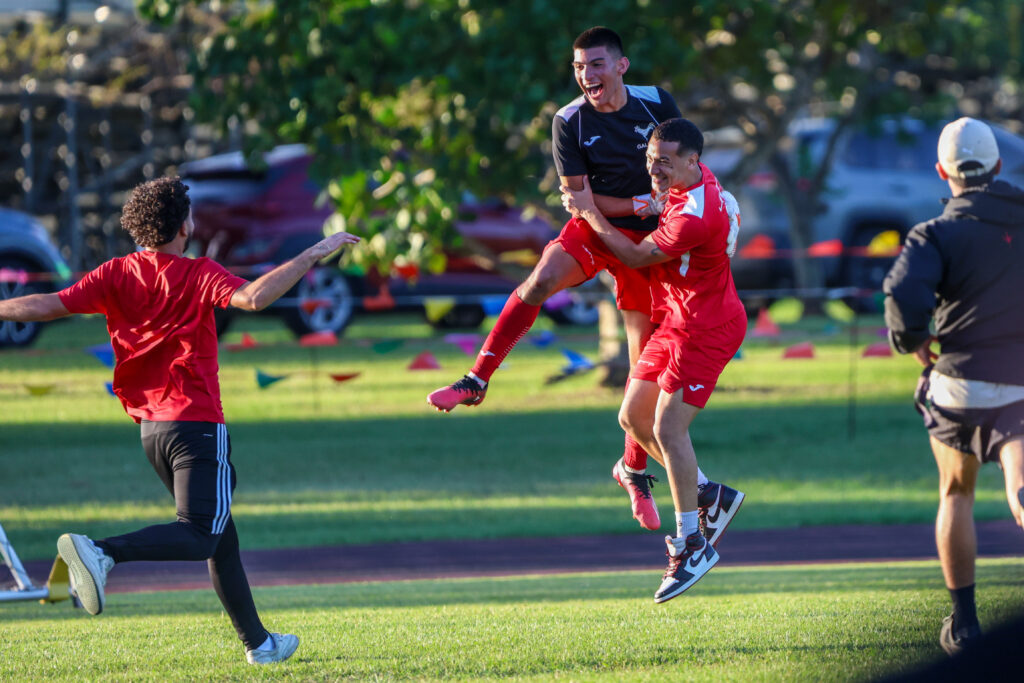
left=914, top=369, right=1024, bottom=463
left=547, top=217, right=652, bottom=316
left=631, top=313, right=746, bottom=408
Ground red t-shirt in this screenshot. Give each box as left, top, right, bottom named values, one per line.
left=649, top=163, right=745, bottom=330
left=58, top=251, right=247, bottom=424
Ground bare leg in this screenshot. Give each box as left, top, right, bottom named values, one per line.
left=998, top=436, right=1024, bottom=529
left=516, top=245, right=587, bottom=305
left=619, top=378, right=663, bottom=466
left=655, top=391, right=701, bottom=513
left=931, top=436, right=980, bottom=589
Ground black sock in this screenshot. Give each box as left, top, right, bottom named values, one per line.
left=949, top=584, right=979, bottom=631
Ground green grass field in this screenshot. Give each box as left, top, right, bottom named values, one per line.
left=3, top=559, right=1022, bottom=681
left=0, top=313, right=1013, bottom=561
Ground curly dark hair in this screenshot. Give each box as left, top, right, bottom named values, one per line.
left=120, top=177, right=191, bottom=247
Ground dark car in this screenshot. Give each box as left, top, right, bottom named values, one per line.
left=705, top=118, right=1024, bottom=296
left=0, top=208, right=72, bottom=348
left=181, top=146, right=598, bottom=337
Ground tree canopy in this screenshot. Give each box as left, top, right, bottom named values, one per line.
left=139, top=0, right=1022, bottom=281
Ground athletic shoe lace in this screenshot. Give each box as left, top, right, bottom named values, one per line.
left=663, top=550, right=683, bottom=579
left=628, top=472, right=658, bottom=499
left=451, top=375, right=485, bottom=394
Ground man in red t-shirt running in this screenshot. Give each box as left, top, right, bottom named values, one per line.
left=563, top=118, right=747, bottom=603
left=0, top=177, right=358, bottom=664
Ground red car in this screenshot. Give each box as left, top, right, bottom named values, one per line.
left=181, top=146, right=598, bottom=336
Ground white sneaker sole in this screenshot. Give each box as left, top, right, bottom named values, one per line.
left=57, top=534, right=104, bottom=615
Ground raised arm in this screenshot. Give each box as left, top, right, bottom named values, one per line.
left=230, top=231, right=360, bottom=311
left=0, top=292, right=71, bottom=322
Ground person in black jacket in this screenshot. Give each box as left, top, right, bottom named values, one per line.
left=883, top=117, right=1024, bottom=656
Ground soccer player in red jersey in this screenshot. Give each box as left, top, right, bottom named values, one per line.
left=0, top=177, right=358, bottom=663
left=428, top=27, right=739, bottom=532
left=562, top=118, right=747, bottom=602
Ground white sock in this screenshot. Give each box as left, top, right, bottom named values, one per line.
left=623, top=462, right=645, bottom=475
left=256, top=634, right=274, bottom=651
left=467, top=372, right=487, bottom=388
left=696, top=468, right=709, bottom=488
left=675, top=510, right=699, bottom=538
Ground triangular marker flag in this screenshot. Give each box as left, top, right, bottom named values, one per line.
left=481, top=295, right=506, bottom=317
left=782, top=342, right=815, bottom=359
left=561, top=347, right=595, bottom=374
left=824, top=299, right=856, bottom=323
left=330, top=372, right=361, bottom=383
left=424, top=297, right=456, bottom=323
left=444, top=333, right=481, bottom=356
left=104, top=381, right=116, bottom=396
left=542, top=290, right=572, bottom=311
left=24, top=384, right=55, bottom=396
left=299, top=331, right=338, bottom=347
left=530, top=329, right=557, bottom=348
left=87, top=343, right=115, bottom=368
left=408, top=351, right=441, bottom=370
left=862, top=342, right=893, bottom=358
left=807, top=239, right=844, bottom=257
left=300, top=298, right=333, bottom=315
left=768, top=297, right=804, bottom=324
left=866, top=230, right=901, bottom=257
left=751, top=309, right=780, bottom=338
left=372, top=339, right=404, bottom=354
left=256, top=369, right=288, bottom=389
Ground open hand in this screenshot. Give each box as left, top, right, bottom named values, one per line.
left=310, top=230, right=361, bottom=260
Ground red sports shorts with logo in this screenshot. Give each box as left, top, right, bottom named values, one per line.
left=631, top=312, right=747, bottom=408
left=547, top=217, right=652, bottom=316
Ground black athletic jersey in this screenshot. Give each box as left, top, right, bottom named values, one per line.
left=553, top=84, right=682, bottom=231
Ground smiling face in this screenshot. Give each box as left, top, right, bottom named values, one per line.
left=646, top=138, right=699, bottom=193
left=572, top=45, right=628, bottom=112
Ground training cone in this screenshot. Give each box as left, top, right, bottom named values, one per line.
left=752, top=309, right=781, bottom=338
left=372, top=339, right=404, bottom=354
left=782, top=342, right=815, bottom=359
left=226, top=333, right=259, bottom=351
left=330, top=372, right=360, bottom=383
left=408, top=351, right=441, bottom=370
left=24, top=384, right=56, bottom=396
left=443, top=333, right=482, bottom=356
left=299, top=331, right=338, bottom=347
left=862, top=342, right=893, bottom=358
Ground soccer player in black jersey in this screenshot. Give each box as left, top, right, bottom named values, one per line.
left=429, top=27, right=744, bottom=540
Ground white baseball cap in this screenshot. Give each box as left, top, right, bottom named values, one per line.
left=937, top=117, right=999, bottom=179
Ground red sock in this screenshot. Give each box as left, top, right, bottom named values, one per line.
left=470, top=292, right=541, bottom=383
left=623, top=433, right=649, bottom=471
left=622, top=376, right=650, bottom=470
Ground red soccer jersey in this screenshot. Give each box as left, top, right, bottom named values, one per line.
left=649, top=163, right=745, bottom=330
left=58, top=251, right=247, bottom=423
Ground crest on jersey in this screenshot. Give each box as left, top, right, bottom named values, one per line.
left=634, top=122, right=656, bottom=139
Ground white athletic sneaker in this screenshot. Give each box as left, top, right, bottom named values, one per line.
left=246, top=632, right=300, bottom=665
left=654, top=533, right=719, bottom=603
left=56, top=533, right=114, bottom=615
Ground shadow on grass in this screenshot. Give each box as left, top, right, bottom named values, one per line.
left=7, top=561, right=1023, bottom=622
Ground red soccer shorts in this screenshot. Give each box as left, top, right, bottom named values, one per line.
left=547, top=217, right=652, bottom=316
left=631, top=313, right=747, bottom=408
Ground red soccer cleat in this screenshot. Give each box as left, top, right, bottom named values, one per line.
left=427, top=375, right=488, bottom=412
left=612, top=457, right=661, bottom=530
